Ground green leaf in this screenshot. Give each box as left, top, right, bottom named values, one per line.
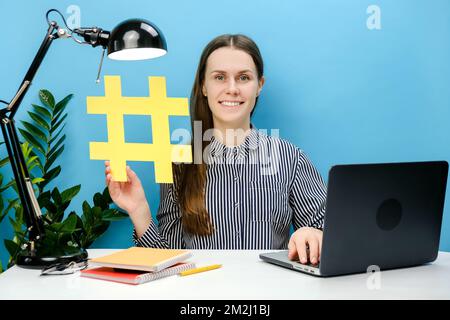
left=18, top=128, right=45, bottom=155
left=61, top=185, right=81, bottom=203
left=20, top=141, right=32, bottom=159
left=26, top=155, right=42, bottom=173
left=32, top=104, right=52, bottom=121
left=102, top=209, right=128, bottom=221
left=42, top=227, right=60, bottom=242
left=48, top=135, right=65, bottom=158
left=69, top=212, right=85, bottom=246
left=0, top=197, right=6, bottom=225
left=81, top=236, right=95, bottom=249
left=31, top=177, right=45, bottom=184
left=44, top=165, right=61, bottom=181
left=54, top=94, right=73, bottom=117
left=92, top=221, right=110, bottom=238
left=39, top=166, right=61, bottom=190
left=44, top=145, right=64, bottom=172
left=9, top=217, right=23, bottom=233
left=44, top=231, right=60, bottom=249
left=48, top=208, right=63, bottom=223
left=59, top=201, right=71, bottom=213
left=4, top=239, right=20, bottom=258
left=48, top=125, right=66, bottom=145
left=51, top=188, right=62, bottom=205
left=81, top=200, right=93, bottom=227
left=102, top=187, right=113, bottom=203
left=0, top=156, right=9, bottom=168
left=92, top=206, right=102, bottom=220
left=4, top=199, right=19, bottom=216
left=28, top=150, right=44, bottom=173
left=52, top=100, right=68, bottom=122
left=59, top=214, right=78, bottom=233
left=11, top=182, right=18, bottom=194
left=15, top=205, right=24, bottom=225
left=27, top=111, right=50, bottom=131
left=38, top=190, right=51, bottom=203
left=20, top=121, right=47, bottom=142
left=0, top=179, right=15, bottom=193
left=39, top=89, right=55, bottom=109
left=69, top=211, right=84, bottom=230
left=93, top=193, right=107, bottom=210
left=82, top=201, right=91, bottom=215
left=26, top=155, right=39, bottom=168
left=50, top=113, right=67, bottom=134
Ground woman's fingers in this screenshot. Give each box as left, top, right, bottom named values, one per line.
left=308, top=237, right=319, bottom=265
left=126, top=165, right=142, bottom=185
left=318, top=233, right=323, bottom=262
left=105, top=165, right=135, bottom=183
left=295, top=236, right=308, bottom=264
left=126, top=165, right=137, bottom=179
left=288, top=238, right=298, bottom=261
left=126, top=166, right=132, bottom=182
left=287, top=228, right=323, bottom=265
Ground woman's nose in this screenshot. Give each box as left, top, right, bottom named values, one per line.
left=226, top=79, right=239, bottom=95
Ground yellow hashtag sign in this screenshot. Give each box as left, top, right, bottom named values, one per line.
left=87, top=76, right=192, bottom=183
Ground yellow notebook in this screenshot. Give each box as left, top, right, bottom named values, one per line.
left=88, top=247, right=192, bottom=272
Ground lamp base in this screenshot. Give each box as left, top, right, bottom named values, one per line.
left=16, top=246, right=88, bottom=269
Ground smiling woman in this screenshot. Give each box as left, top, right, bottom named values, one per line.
left=202, top=47, right=264, bottom=136
left=105, top=34, right=327, bottom=266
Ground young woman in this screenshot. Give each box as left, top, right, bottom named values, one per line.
left=105, top=34, right=327, bottom=265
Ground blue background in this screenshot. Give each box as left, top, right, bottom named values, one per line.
left=1, top=0, right=449, bottom=268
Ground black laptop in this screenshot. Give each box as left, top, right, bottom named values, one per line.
left=260, top=161, right=448, bottom=277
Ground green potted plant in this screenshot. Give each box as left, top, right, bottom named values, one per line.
left=0, top=89, right=127, bottom=271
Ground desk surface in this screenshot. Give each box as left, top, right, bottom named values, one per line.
left=1, top=249, right=449, bottom=300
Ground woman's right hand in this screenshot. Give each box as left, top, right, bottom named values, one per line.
left=104, top=161, right=151, bottom=224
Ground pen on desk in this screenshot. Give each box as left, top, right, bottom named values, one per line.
left=179, top=264, right=222, bottom=276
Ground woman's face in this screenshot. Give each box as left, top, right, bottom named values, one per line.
left=202, top=47, right=264, bottom=130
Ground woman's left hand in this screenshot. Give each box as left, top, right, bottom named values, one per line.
left=288, top=227, right=323, bottom=265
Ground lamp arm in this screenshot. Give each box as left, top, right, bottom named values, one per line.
left=8, top=22, right=59, bottom=118
left=0, top=21, right=61, bottom=244
left=0, top=118, right=44, bottom=241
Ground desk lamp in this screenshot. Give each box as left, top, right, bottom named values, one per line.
left=0, top=9, right=167, bottom=268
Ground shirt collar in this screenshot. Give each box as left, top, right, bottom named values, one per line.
left=207, top=124, right=260, bottom=162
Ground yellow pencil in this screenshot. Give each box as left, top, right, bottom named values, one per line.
left=179, top=264, right=222, bottom=276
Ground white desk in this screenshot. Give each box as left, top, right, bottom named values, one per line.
left=0, top=249, right=449, bottom=300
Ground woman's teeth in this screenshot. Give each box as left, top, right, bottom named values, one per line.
left=221, top=101, right=242, bottom=107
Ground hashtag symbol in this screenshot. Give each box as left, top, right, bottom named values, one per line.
left=87, top=76, right=192, bottom=183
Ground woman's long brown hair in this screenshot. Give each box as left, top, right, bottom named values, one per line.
left=173, top=34, right=264, bottom=236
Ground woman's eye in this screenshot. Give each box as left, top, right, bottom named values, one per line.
left=215, top=75, right=225, bottom=81
left=239, top=75, right=250, bottom=81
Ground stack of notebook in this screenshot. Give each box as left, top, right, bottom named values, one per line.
left=80, top=247, right=195, bottom=285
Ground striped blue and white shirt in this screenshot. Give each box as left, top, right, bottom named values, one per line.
left=133, top=127, right=327, bottom=249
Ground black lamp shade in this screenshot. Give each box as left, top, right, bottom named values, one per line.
left=107, top=19, right=167, bottom=60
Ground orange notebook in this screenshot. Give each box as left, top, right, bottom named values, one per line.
left=80, top=262, right=196, bottom=285
left=88, top=247, right=192, bottom=272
